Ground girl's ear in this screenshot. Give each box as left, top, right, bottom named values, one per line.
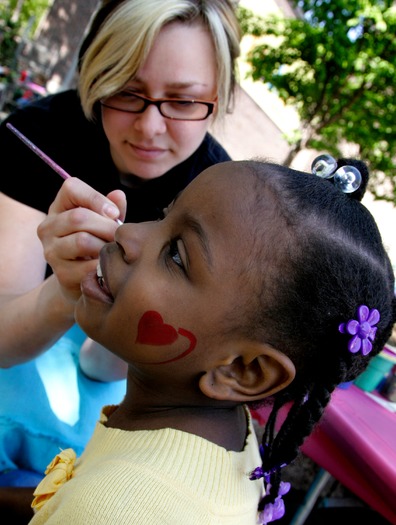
left=199, top=342, right=295, bottom=402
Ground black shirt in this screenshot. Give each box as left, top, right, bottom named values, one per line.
left=0, top=89, right=231, bottom=222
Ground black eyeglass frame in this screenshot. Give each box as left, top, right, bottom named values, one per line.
left=99, top=92, right=216, bottom=121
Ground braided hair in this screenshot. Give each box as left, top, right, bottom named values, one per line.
left=241, top=158, right=396, bottom=523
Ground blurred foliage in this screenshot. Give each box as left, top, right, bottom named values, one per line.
left=0, top=0, right=51, bottom=70
left=237, top=0, right=396, bottom=204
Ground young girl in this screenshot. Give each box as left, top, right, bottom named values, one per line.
left=28, top=156, right=395, bottom=524
left=0, top=0, right=241, bottom=485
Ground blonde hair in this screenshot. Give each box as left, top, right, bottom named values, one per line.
left=78, top=0, right=241, bottom=121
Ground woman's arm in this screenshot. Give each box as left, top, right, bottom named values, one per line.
left=0, top=192, right=75, bottom=367
left=0, top=178, right=126, bottom=368
left=39, top=178, right=128, bottom=381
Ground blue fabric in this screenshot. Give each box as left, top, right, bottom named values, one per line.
left=0, top=469, right=44, bottom=487
left=0, top=325, right=126, bottom=482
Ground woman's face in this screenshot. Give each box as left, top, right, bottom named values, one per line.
left=101, top=22, right=218, bottom=181
left=75, top=163, right=257, bottom=384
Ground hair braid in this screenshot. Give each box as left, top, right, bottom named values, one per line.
left=239, top=158, right=395, bottom=523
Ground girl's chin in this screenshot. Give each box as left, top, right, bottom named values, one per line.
left=74, top=299, right=103, bottom=336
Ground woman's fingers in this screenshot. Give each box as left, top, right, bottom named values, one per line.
left=47, top=177, right=124, bottom=222
left=106, top=189, right=127, bottom=223
left=38, top=206, right=120, bottom=246
left=37, top=177, right=127, bottom=305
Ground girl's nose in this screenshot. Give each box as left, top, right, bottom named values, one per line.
left=115, top=222, right=155, bottom=264
left=133, top=105, right=167, bottom=137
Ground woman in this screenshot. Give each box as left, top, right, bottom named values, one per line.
left=0, top=0, right=241, bottom=485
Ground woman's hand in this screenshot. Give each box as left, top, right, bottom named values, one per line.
left=37, top=177, right=126, bottom=304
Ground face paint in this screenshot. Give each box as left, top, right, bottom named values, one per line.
left=136, top=311, right=196, bottom=364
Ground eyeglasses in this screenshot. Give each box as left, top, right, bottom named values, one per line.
left=100, top=91, right=216, bottom=121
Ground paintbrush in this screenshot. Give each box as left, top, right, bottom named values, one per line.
left=6, top=123, right=122, bottom=224
left=7, top=122, right=72, bottom=180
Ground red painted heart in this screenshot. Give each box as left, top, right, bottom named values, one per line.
left=136, top=311, right=178, bottom=346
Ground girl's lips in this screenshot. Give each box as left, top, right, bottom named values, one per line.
left=80, top=268, right=114, bottom=304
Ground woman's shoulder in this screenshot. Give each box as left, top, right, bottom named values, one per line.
left=0, top=89, right=107, bottom=211
left=0, top=89, right=93, bottom=151
left=16, top=89, right=81, bottom=112
left=1, top=88, right=105, bottom=168
left=201, top=133, right=231, bottom=164
left=1, top=89, right=86, bottom=130
left=181, top=133, right=231, bottom=185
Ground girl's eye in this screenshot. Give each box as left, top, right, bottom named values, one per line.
left=169, top=239, right=184, bottom=270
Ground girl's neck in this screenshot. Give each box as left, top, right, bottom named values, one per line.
left=105, top=403, right=248, bottom=452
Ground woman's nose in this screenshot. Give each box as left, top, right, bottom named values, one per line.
left=133, top=105, right=167, bottom=137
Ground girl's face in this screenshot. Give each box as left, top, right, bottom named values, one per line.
left=101, top=21, right=218, bottom=182
left=76, top=163, right=256, bottom=385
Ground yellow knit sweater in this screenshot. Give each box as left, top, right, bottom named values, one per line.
left=29, top=405, right=263, bottom=524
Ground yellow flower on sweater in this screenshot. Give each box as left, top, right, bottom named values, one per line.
left=31, top=448, right=76, bottom=512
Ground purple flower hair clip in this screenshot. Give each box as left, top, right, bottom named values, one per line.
left=257, top=481, right=291, bottom=525
left=250, top=449, right=290, bottom=525
left=338, top=305, right=380, bottom=355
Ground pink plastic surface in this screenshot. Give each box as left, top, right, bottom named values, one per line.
left=251, top=384, right=396, bottom=524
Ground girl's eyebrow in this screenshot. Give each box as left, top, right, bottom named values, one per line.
left=168, top=191, right=212, bottom=268
left=183, top=213, right=213, bottom=270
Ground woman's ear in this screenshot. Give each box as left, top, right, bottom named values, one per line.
left=199, top=341, right=295, bottom=403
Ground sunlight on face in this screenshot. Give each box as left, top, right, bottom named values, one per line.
left=101, top=22, right=218, bottom=182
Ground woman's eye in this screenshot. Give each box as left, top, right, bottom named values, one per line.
left=169, top=239, right=184, bottom=270
left=118, top=91, right=137, bottom=99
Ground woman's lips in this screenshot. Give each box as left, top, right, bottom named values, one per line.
left=128, top=142, right=167, bottom=160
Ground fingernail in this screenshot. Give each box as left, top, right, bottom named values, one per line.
left=103, top=204, right=119, bottom=219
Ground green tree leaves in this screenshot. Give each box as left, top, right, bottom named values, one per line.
left=0, top=0, right=51, bottom=68
left=238, top=0, right=396, bottom=204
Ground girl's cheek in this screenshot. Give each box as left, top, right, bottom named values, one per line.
left=133, top=310, right=197, bottom=365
